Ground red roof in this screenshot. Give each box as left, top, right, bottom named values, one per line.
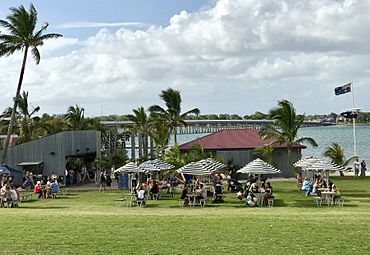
left=179, top=129, right=306, bottom=151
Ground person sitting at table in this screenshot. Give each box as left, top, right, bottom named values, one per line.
left=34, top=181, right=44, bottom=199
left=332, top=184, right=341, bottom=203
left=137, top=186, right=146, bottom=205
left=265, top=182, right=274, bottom=199
left=150, top=181, right=160, bottom=200
left=246, top=182, right=259, bottom=206
left=196, top=183, right=207, bottom=202
left=180, top=185, right=190, bottom=206
left=50, top=180, right=59, bottom=198
left=312, top=181, right=322, bottom=196
left=10, top=185, right=19, bottom=207
left=301, top=177, right=312, bottom=196
left=327, top=180, right=333, bottom=191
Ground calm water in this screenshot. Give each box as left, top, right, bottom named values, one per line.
left=173, top=125, right=370, bottom=164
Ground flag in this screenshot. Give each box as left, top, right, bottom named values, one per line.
left=334, top=82, right=351, bottom=95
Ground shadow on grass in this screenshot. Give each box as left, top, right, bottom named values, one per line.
left=18, top=206, right=69, bottom=209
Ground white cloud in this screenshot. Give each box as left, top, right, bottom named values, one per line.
left=1, top=0, right=370, bottom=117
left=57, top=21, right=147, bottom=29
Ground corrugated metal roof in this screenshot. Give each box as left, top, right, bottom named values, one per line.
left=179, top=129, right=306, bottom=150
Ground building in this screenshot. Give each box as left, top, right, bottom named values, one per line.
left=0, top=130, right=101, bottom=183
left=179, top=129, right=305, bottom=177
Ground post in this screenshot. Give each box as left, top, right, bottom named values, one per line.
left=351, top=81, right=356, bottom=156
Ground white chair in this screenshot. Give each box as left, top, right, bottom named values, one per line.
left=267, top=198, right=274, bottom=207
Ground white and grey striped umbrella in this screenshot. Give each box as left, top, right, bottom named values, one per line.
left=293, top=157, right=322, bottom=168
left=237, top=158, right=282, bottom=175
left=114, top=162, right=144, bottom=174
left=197, top=158, right=226, bottom=172
left=176, top=162, right=215, bottom=176
left=306, top=161, right=346, bottom=172
left=139, top=159, right=175, bottom=172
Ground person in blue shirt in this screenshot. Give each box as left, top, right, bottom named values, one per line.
left=302, top=177, right=312, bottom=196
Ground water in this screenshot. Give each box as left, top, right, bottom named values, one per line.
left=173, top=125, right=370, bottom=164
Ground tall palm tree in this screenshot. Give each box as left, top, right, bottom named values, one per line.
left=148, top=88, right=200, bottom=144
left=148, top=115, right=171, bottom=158
left=66, top=105, right=88, bottom=131
left=17, top=91, right=40, bottom=143
left=0, top=4, right=62, bottom=163
left=323, top=142, right=357, bottom=176
left=260, top=100, right=318, bottom=169
left=126, top=107, right=150, bottom=159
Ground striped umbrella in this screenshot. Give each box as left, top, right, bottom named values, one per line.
left=293, top=157, right=322, bottom=168
left=197, top=158, right=226, bottom=172
left=114, top=162, right=144, bottom=174
left=176, top=162, right=215, bottom=176
left=306, top=160, right=346, bottom=182
left=237, top=158, right=281, bottom=175
left=139, top=159, right=175, bottom=172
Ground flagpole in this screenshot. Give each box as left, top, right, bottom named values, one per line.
left=351, top=81, right=356, bottom=157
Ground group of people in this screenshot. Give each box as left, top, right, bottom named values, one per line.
left=180, top=183, right=208, bottom=206
left=235, top=176, right=274, bottom=207
left=301, top=176, right=341, bottom=203
left=0, top=183, right=19, bottom=208
left=99, top=170, right=112, bottom=192
left=354, top=159, right=367, bottom=177
left=34, top=179, right=59, bottom=199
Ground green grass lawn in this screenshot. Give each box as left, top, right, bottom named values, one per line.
left=2, top=177, right=370, bottom=255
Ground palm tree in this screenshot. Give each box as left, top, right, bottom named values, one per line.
left=260, top=100, right=318, bottom=169
left=0, top=4, right=62, bottom=163
left=17, top=91, right=40, bottom=143
left=66, top=105, right=87, bottom=131
left=148, top=88, right=200, bottom=144
left=35, top=114, right=67, bottom=137
left=148, top=115, right=171, bottom=158
left=323, top=142, right=357, bottom=176
left=254, top=144, right=274, bottom=165
left=126, top=107, right=150, bottom=159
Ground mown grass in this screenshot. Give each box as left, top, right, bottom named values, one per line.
left=1, top=177, right=370, bottom=255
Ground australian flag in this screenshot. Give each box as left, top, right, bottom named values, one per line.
left=334, top=82, right=351, bottom=95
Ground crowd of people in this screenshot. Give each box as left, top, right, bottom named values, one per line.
left=234, top=174, right=274, bottom=207
left=300, top=174, right=341, bottom=204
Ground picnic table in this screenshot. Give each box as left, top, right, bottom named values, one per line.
left=187, top=193, right=198, bottom=207
left=321, top=191, right=336, bottom=206
left=255, top=192, right=267, bottom=207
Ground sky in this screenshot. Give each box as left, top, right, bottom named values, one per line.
left=0, top=0, right=369, bottom=117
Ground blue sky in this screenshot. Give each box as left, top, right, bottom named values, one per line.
left=0, top=0, right=369, bottom=117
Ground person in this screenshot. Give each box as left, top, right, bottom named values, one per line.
left=99, top=171, right=106, bottom=192
left=265, top=182, right=274, bottom=199
left=106, top=173, right=112, bottom=192
left=354, top=159, right=360, bottom=177
left=180, top=185, right=190, bottom=206
left=10, top=186, right=19, bottom=207
left=296, top=172, right=303, bottom=187
left=150, top=181, right=159, bottom=200
left=301, top=177, right=312, bottom=196
left=332, top=184, right=341, bottom=204
left=137, top=187, right=146, bottom=206
left=312, top=181, right=322, bottom=196
left=246, top=183, right=259, bottom=206
left=360, top=160, right=367, bottom=177
left=169, top=175, right=177, bottom=198
left=50, top=180, right=59, bottom=198
left=34, top=181, right=43, bottom=199
left=196, top=183, right=207, bottom=201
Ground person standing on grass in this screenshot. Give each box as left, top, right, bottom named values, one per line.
left=99, top=170, right=106, bottom=192
left=106, top=172, right=112, bottom=192
left=354, top=159, right=360, bottom=177
left=360, top=160, right=367, bottom=177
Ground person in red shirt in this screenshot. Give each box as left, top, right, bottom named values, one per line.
left=34, top=181, right=43, bottom=199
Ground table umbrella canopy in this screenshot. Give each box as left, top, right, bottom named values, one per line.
left=293, top=157, right=322, bottom=168
left=0, top=166, right=11, bottom=175
left=197, top=158, right=226, bottom=172
left=306, top=161, right=346, bottom=172
left=114, top=162, right=144, bottom=174
left=176, top=162, right=215, bottom=176
left=139, top=159, right=175, bottom=172
left=237, top=158, right=282, bottom=175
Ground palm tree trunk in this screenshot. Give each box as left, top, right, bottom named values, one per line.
left=1, top=47, right=28, bottom=164
left=173, top=127, right=177, bottom=144
left=138, top=133, right=143, bottom=159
